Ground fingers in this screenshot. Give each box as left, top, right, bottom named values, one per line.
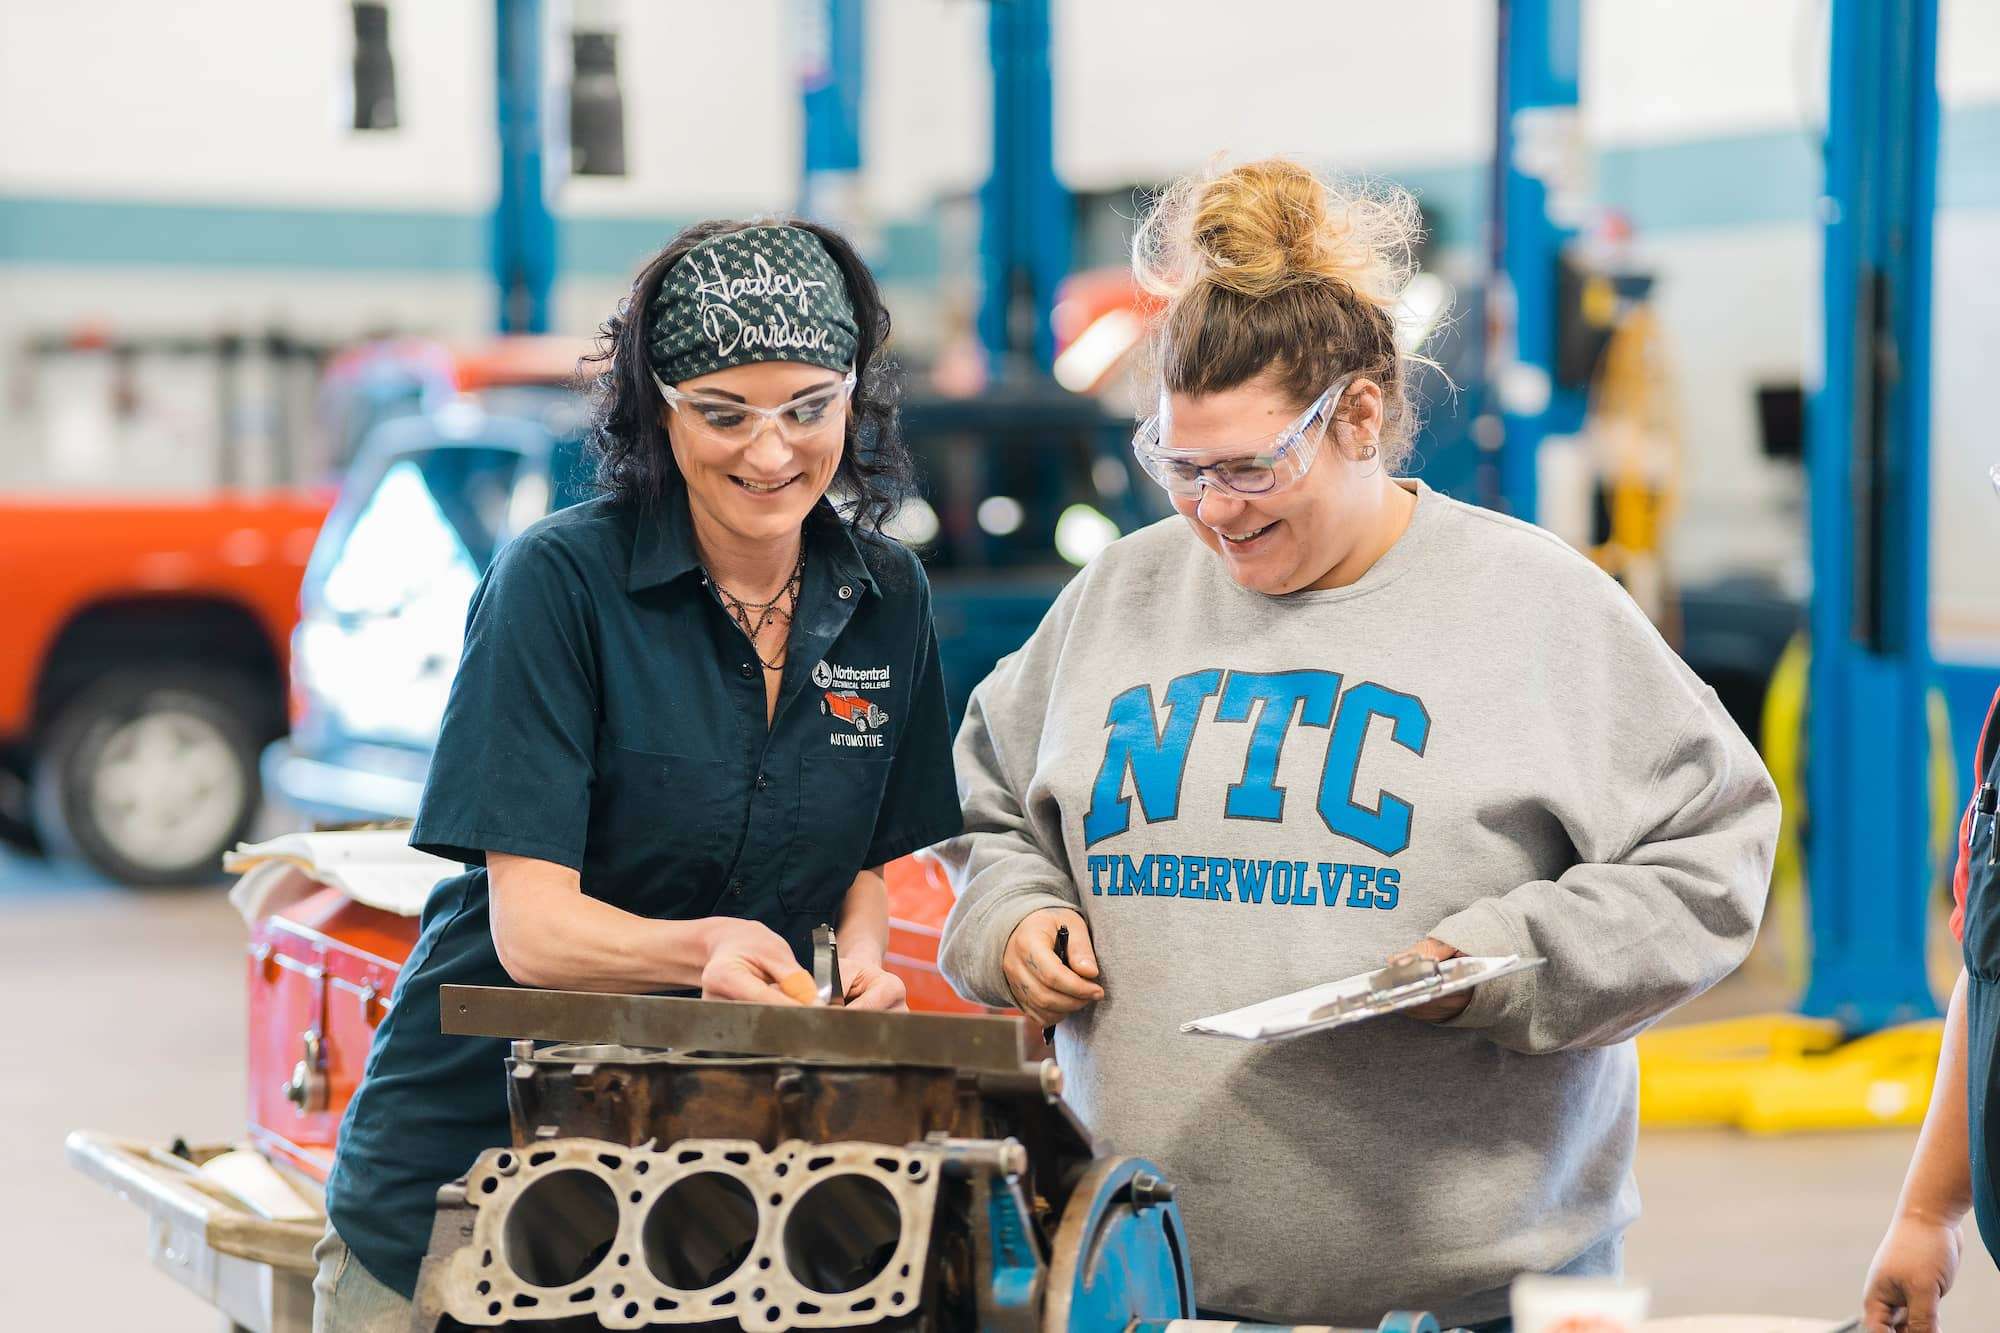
left=1006, top=963, right=1096, bottom=1024
left=1391, top=937, right=1461, bottom=965
left=702, top=933, right=813, bottom=1005
left=1860, top=1279, right=1905, bottom=1333
left=843, top=969, right=908, bottom=1012
left=1061, top=914, right=1101, bottom=980
left=704, top=960, right=802, bottom=1006
left=1025, top=935, right=1105, bottom=1003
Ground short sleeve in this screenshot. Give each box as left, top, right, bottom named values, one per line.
left=861, top=584, right=963, bottom=867
left=409, top=532, right=599, bottom=869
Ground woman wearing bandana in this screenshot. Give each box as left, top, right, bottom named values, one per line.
left=313, top=220, right=962, bottom=1330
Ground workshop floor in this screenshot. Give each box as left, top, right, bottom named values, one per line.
left=5, top=847, right=1998, bottom=1331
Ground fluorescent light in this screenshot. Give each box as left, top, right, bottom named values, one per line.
left=1053, top=309, right=1144, bottom=393
left=977, top=496, right=1025, bottom=537
left=1394, top=272, right=1451, bottom=355
left=1055, top=504, right=1120, bottom=566
left=884, top=497, right=940, bottom=547
left=1092, top=456, right=1130, bottom=497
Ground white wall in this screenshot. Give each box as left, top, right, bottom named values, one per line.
left=1055, top=0, right=1494, bottom=189
left=558, top=1, right=795, bottom=219
left=1583, top=0, right=1824, bottom=147
left=0, top=0, right=494, bottom=211
left=0, top=0, right=1993, bottom=655
left=1935, top=0, right=2000, bottom=657
left=865, top=0, right=989, bottom=216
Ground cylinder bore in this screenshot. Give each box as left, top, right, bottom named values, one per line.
left=782, top=1174, right=902, bottom=1294
left=643, top=1171, right=760, bottom=1290
left=502, top=1169, right=621, bottom=1289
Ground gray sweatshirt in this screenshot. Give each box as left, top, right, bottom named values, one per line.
left=935, top=481, right=1777, bottom=1326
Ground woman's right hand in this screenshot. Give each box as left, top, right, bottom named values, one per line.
left=1002, top=907, right=1103, bottom=1031
left=698, top=918, right=818, bottom=1005
left=1862, top=1211, right=1962, bottom=1332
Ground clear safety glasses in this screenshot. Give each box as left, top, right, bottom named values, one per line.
left=652, top=370, right=855, bottom=447
left=1132, top=378, right=1350, bottom=498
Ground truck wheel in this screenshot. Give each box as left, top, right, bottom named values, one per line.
left=31, top=670, right=263, bottom=886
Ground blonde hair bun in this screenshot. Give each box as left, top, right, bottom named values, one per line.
left=1134, top=157, right=1419, bottom=313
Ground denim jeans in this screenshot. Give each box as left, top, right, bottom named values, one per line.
left=311, top=1225, right=412, bottom=1333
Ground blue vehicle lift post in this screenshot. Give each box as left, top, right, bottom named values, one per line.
left=494, top=0, right=556, bottom=334
left=799, top=0, right=866, bottom=225
left=978, top=0, right=1070, bottom=377
left=1488, top=0, right=1586, bottom=521
left=1801, top=0, right=1941, bottom=1031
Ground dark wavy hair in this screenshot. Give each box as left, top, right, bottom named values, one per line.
left=583, top=217, right=912, bottom=531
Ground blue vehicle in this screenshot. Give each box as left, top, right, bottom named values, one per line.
left=265, top=380, right=1156, bottom=825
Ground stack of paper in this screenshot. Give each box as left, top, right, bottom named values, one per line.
left=1182, top=954, right=1545, bottom=1042
left=225, top=829, right=457, bottom=921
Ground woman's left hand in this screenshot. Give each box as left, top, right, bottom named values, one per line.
left=841, top=963, right=909, bottom=1011
left=1391, top=938, right=1470, bottom=1022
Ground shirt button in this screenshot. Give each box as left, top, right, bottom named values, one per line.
left=729, top=878, right=745, bottom=898
left=837, top=584, right=853, bottom=600
left=755, top=773, right=769, bottom=791
left=739, top=662, right=756, bottom=679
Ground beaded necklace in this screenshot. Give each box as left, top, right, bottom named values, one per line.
left=706, top=544, right=806, bottom=673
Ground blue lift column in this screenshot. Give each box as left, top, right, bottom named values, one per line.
left=494, top=0, right=556, bottom=334
left=979, top=0, right=1070, bottom=377
left=1801, top=0, right=1941, bottom=1030
left=1487, top=0, right=1586, bottom=521
left=799, top=0, right=865, bottom=225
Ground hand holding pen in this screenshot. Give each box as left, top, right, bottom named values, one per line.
left=1000, top=907, right=1102, bottom=1039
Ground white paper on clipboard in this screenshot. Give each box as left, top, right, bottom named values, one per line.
left=1181, top=954, right=1546, bottom=1042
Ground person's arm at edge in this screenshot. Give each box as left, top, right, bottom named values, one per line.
left=1861, top=970, right=1972, bottom=1332
left=836, top=866, right=908, bottom=1010
left=488, top=852, right=813, bottom=1004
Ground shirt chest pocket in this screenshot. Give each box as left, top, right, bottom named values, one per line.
left=777, top=748, right=893, bottom=917
left=588, top=746, right=742, bottom=900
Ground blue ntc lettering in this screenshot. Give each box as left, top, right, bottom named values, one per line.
left=1080, top=669, right=1431, bottom=855
left=1085, top=853, right=1401, bottom=910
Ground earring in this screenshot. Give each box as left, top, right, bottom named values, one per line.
left=1356, top=444, right=1378, bottom=461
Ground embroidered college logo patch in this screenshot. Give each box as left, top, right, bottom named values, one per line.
left=814, top=661, right=894, bottom=749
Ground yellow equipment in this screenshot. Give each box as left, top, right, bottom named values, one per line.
left=1638, top=645, right=1962, bottom=1133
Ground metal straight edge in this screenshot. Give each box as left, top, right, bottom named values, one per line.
left=439, top=985, right=1030, bottom=1074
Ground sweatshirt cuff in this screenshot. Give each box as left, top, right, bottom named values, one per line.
left=1427, top=897, right=1535, bottom=1034
left=945, top=886, right=1077, bottom=1009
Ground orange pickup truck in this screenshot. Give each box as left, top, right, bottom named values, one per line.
left=1, top=335, right=590, bottom=885
left=0, top=492, right=332, bottom=884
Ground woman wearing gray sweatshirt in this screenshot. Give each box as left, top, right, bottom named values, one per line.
left=935, top=159, right=1778, bottom=1328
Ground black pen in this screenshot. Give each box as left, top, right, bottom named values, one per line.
left=1979, top=782, right=1997, bottom=866
left=1043, top=925, right=1071, bottom=1046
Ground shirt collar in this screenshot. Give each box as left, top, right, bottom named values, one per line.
left=626, top=479, right=880, bottom=599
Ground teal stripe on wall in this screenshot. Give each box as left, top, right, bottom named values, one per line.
left=1599, top=129, right=1821, bottom=231
left=3, top=103, right=1994, bottom=273
left=560, top=215, right=690, bottom=276
left=558, top=216, right=942, bottom=283
left=0, top=195, right=486, bottom=271
left=1942, top=101, right=2000, bottom=210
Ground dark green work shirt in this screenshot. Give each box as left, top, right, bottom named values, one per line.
left=324, top=487, right=963, bottom=1297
